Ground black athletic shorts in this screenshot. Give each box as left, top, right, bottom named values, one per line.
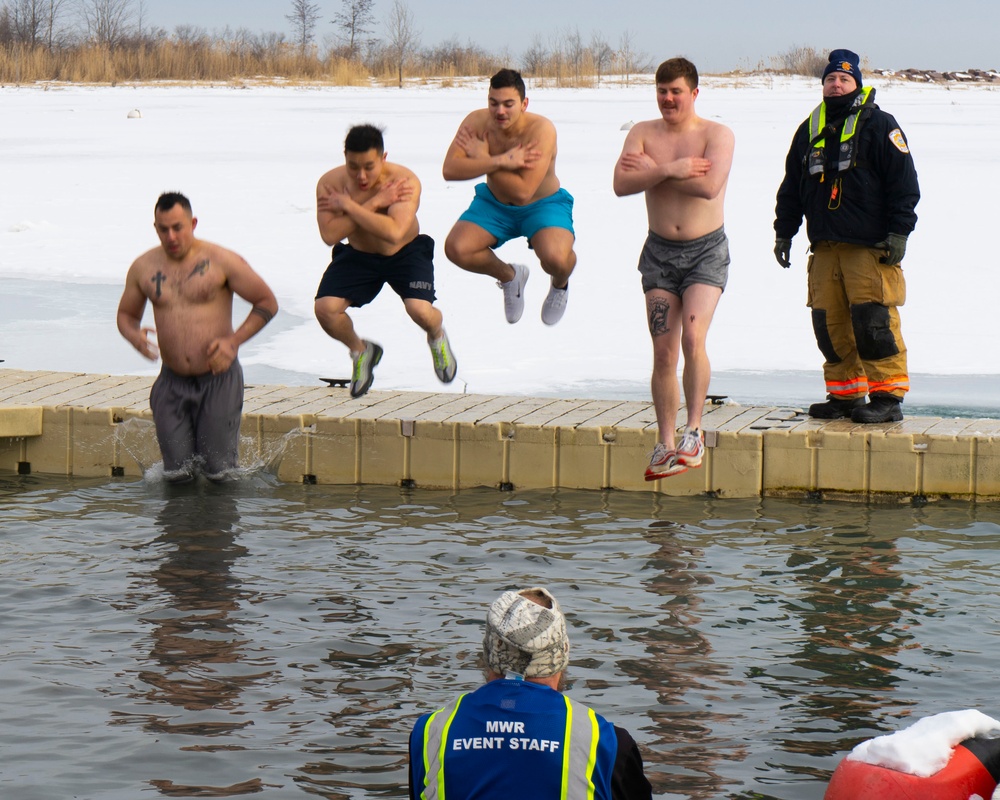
left=315, top=234, right=437, bottom=307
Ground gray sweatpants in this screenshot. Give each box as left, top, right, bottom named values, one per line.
left=149, top=361, right=244, bottom=479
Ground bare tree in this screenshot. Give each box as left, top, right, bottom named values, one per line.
left=384, top=0, right=417, bottom=87
left=45, top=0, right=68, bottom=48
left=285, top=0, right=320, bottom=56
left=774, top=45, right=827, bottom=78
left=249, top=30, right=287, bottom=62
left=9, top=0, right=46, bottom=47
left=521, top=33, right=547, bottom=78
left=618, top=29, right=646, bottom=86
left=0, top=7, right=13, bottom=46
left=333, top=0, right=375, bottom=60
left=590, top=30, right=613, bottom=87
left=77, top=0, right=135, bottom=50
left=172, top=23, right=208, bottom=48
left=564, top=26, right=584, bottom=83
left=548, top=30, right=565, bottom=85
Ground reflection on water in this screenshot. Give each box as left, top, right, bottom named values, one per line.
left=1, top=475, right=1000, bottom=800
left=618, top=515, right=739, bottom=800
left=139, top=488, right=260, bottom=713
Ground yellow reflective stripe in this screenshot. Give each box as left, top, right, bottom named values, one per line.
left=421, top=694, right=467, bottom=800
left=560, top=697, right=574, bottom=800
left=809, top=104, right=825, bottom=143
left=420, top=710, right=442, bottom=800
left=562, top=696, right=600, bottom=800
left=810, top=86, right=874, bottom=148
left=583, top=708, right=599, bottom=800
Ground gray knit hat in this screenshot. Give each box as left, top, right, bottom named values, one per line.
left=483, top=587, right=570, bottom=678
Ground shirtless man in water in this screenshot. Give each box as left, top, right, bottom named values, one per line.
left=117, top=192, right=278, bottom=481
left=613, top=57, right=735, bottom=482
left=443, top=68, right=577, bottom=326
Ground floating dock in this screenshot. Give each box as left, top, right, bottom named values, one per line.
left=1, top=369, right=998, bottom=502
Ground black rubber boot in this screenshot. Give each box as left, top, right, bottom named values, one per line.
left=808, top=395, right=866, bottom=419
left=851, top=393, right=903, bottom=423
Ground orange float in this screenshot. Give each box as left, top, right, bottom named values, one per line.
left=825, top=734, right=1000, bottom=800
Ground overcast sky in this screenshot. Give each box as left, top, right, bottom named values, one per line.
left=138, top=0, right=998, bottom=74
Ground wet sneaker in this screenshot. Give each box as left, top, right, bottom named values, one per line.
left=541, top=281, right=568, bottom=325
left=429, top=330, right=457, bottom=383
left=675, top=427, right=705, bottom=468
left=498, top=263, right=529, bottom=323
left=644, top=442, right=688, bottom=481
left=350, top=340, right=383, bottom=398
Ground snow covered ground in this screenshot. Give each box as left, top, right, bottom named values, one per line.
left=2, top=75, right=997, bottom=411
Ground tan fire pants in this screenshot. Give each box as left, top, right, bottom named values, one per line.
left=806, top=242, right=909, bottom=400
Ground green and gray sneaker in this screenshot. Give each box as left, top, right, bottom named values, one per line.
left=350, top=340, right=383, bottom=398
left=429, top=330, right=457, bottom=383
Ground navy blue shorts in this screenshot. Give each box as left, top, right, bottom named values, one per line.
left=315, top=234, right=437, bottom=307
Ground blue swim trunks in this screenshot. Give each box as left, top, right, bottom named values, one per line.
left=458, top=183, right=575, bottom=247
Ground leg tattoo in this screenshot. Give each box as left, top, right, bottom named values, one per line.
left=648, top=297, right=671, bottom=336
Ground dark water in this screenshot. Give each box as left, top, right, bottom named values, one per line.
left=2, top=474, right=1000, bottom=799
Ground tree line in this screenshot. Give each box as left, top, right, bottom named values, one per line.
left=0, top=0, right=656, bottom=84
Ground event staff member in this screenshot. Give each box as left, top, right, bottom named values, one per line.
left=408, top=587, right=652, bottom=800
left=773, top=49, right=919, bottom=423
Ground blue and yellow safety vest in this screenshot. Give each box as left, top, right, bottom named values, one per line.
left=410, top=679, right=619, bottom=800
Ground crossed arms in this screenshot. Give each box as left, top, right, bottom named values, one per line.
left=442, top=111, right=555, bottom=206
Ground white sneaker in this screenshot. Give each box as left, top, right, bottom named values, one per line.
left=541, top=281, right=568, bottom=325
left=497, top=263, right=529, bottom=323
left=644, top=443, right=687, bottom=481
left=675, top=427, right=705, bottom=468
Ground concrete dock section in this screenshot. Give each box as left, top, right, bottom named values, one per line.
left=1, top=368, right=998, bottom=501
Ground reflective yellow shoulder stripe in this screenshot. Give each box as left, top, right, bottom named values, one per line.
left=561, top=695, right=600, bottom=800
left=809, top=86, right=874, bottom=147
left=808, top=104, right=826, bottom=144
left=421, top=693, right=467, bottom=800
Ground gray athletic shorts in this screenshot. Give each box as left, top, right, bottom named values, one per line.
left=638, top=226, right=730, bottom=295
left=150, top=360, right=244, bottom=480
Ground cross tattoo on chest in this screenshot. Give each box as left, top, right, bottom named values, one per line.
left=151, top=271, right=166, bottom=298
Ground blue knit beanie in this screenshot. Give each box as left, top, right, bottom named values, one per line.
left=822, top=49, right=863, bottom=87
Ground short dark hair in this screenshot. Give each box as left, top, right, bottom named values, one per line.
left=344, top=124, right=385, bottom=155
left=655, top=57, right=699, bottom=89
left=155, top=192, right=192, bottom=215
left=490, top=68, right=526, bottom=100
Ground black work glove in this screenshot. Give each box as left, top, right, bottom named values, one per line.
left=876, top=233, right=908, bottom=265
left=774, top=238, right=792, bottom=268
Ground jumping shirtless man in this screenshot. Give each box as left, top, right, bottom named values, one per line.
left=117, top=192, right=278, bottom=481
left=314, top=124, right=457, bottom=398
left=443, top=68, right=577, bottom=326
left=613, top=58, right=735, bottom=481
